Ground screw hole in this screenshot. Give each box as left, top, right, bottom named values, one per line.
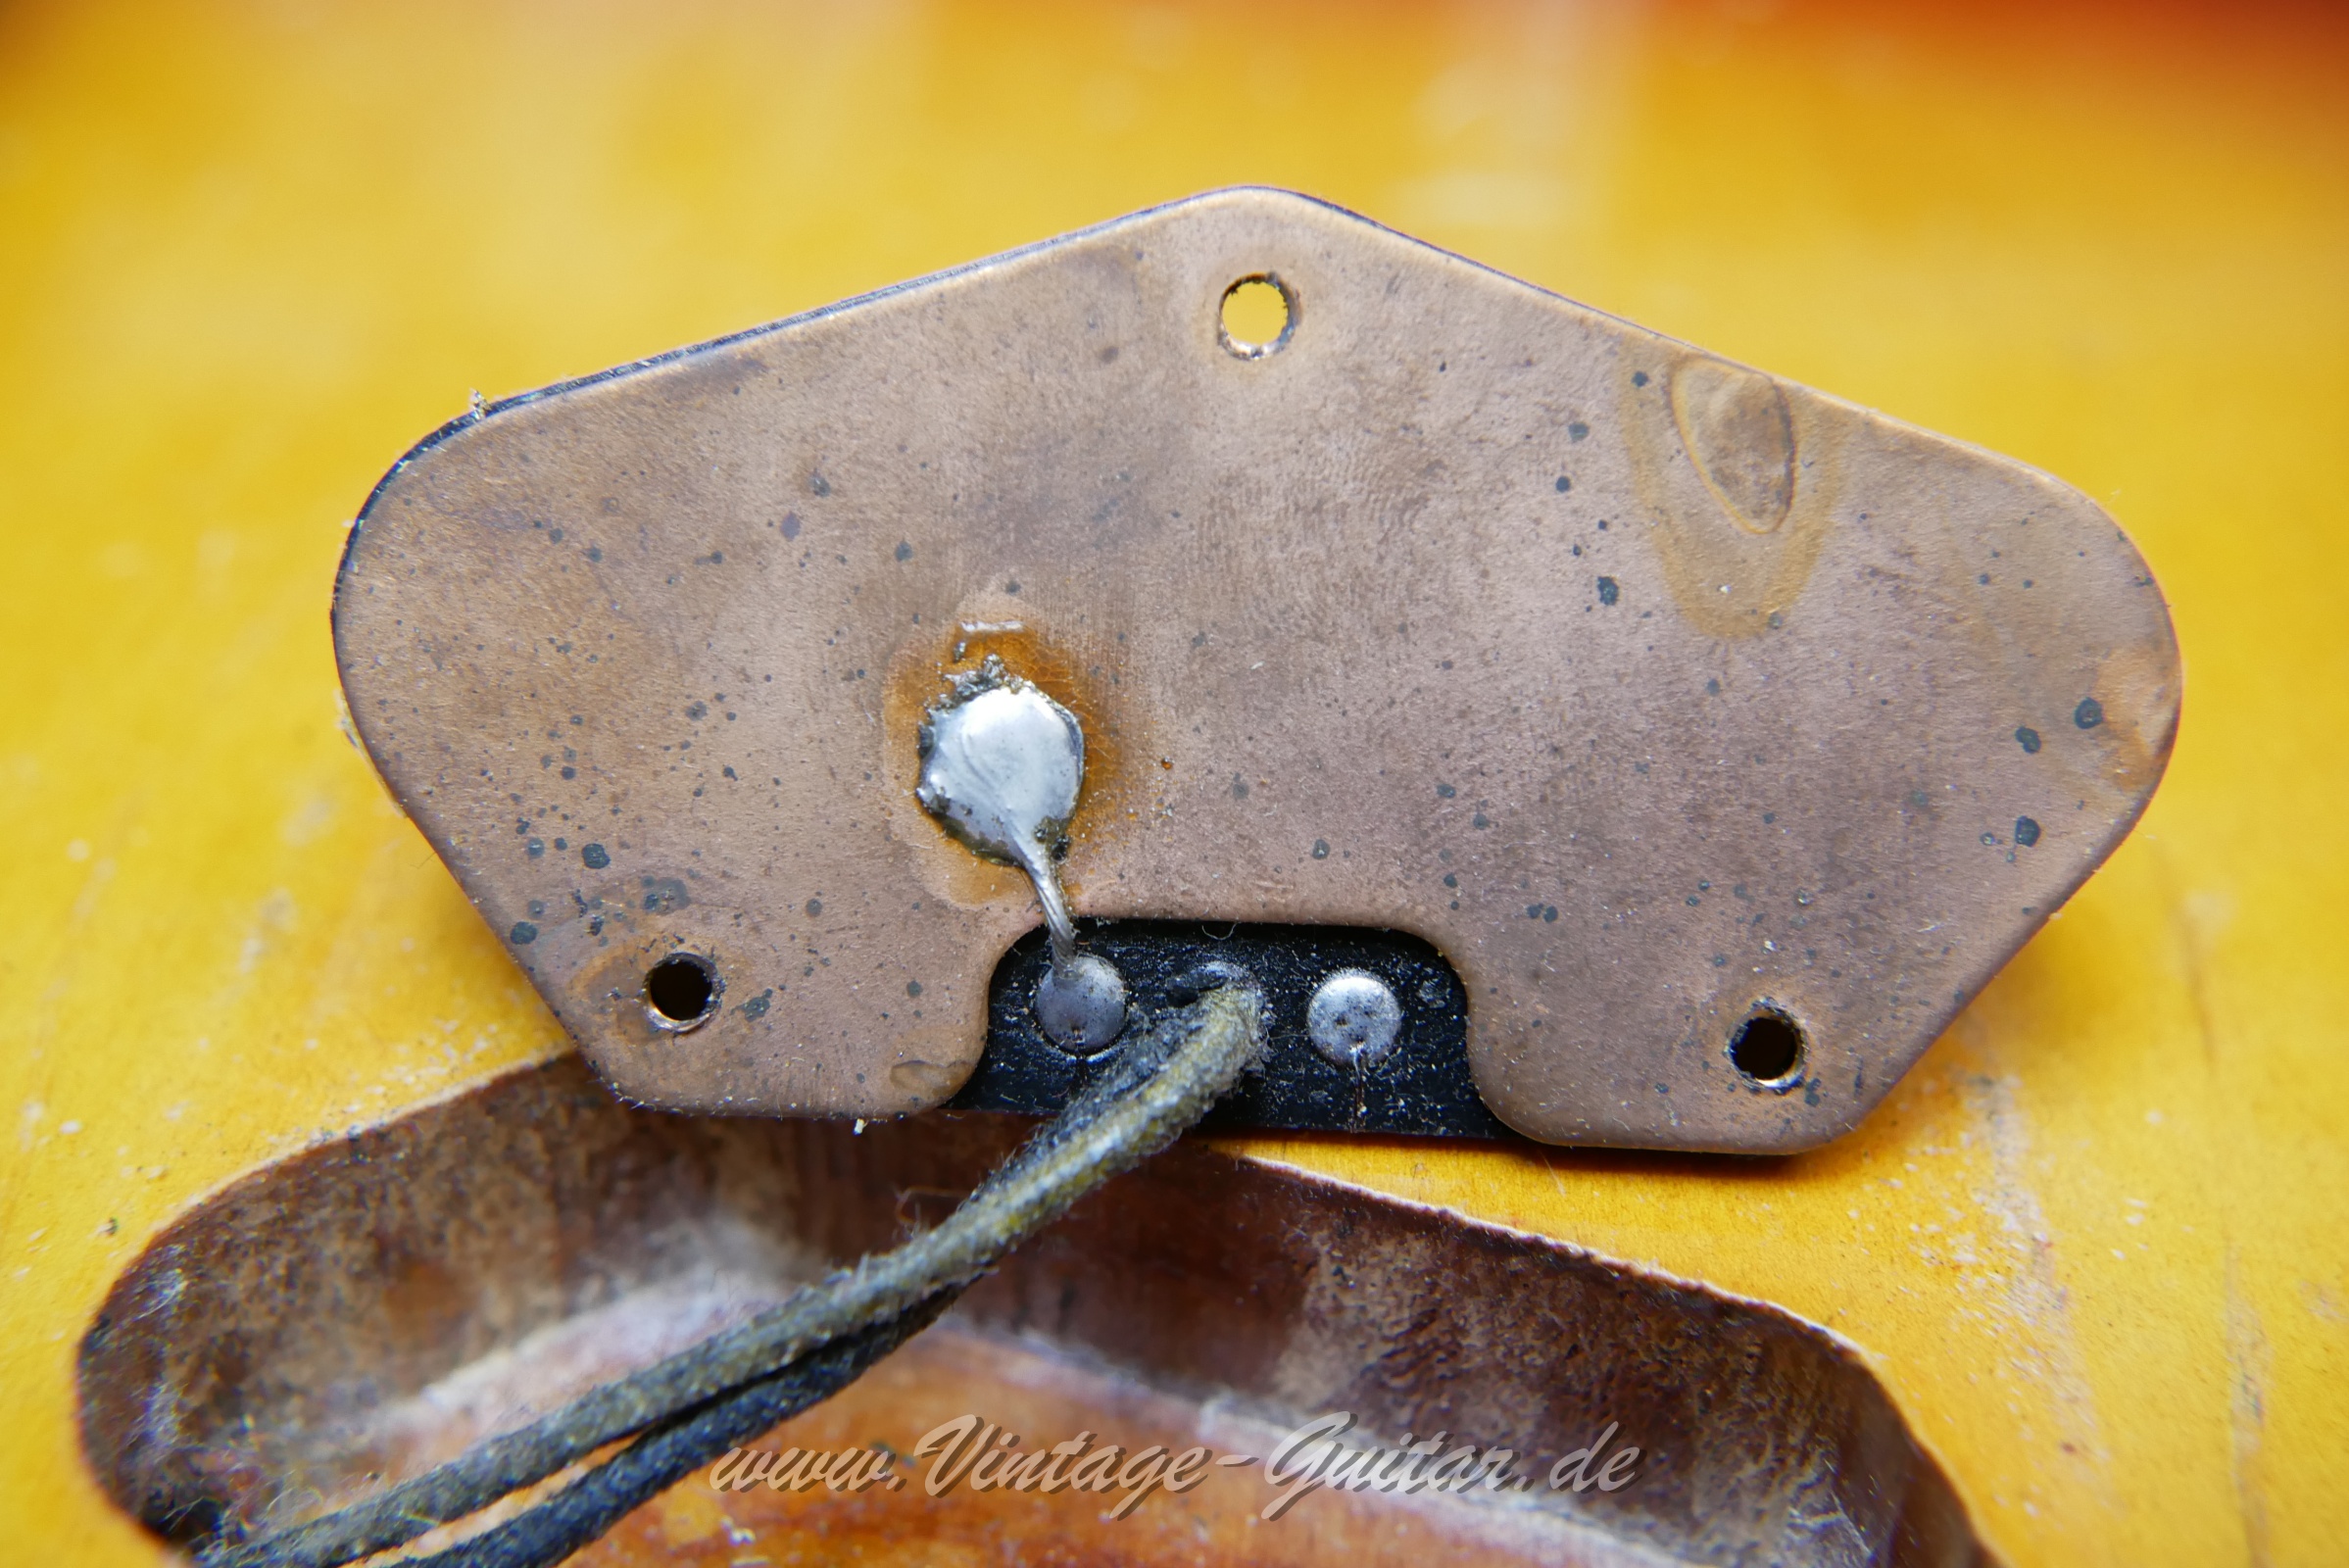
left=645, top=953, right=720, bottom=1031
left=1729, top=1005, right=1805, bottom=1087
left=1218, top=273, right=1296, bottom=359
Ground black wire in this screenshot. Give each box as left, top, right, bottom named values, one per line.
left=414, top=1289, right=957, bottom=1568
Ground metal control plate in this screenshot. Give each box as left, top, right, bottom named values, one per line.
left=333, top=188, right=2178, bottom=1151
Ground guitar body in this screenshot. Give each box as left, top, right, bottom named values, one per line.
left=4, top=3, right=2343, bottom=1563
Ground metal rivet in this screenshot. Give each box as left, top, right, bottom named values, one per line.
left=1307, top=969, right=1403, bottom=1068
left=1035, top=953, right=1128, bottom=1054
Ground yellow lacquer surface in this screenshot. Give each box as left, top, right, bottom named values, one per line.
left=3, top=3, right=2343, bottom=1562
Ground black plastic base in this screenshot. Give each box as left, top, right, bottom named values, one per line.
left=948, top=920, right=1514, bottom=1140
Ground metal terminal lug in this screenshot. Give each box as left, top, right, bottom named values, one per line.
left=916, top=654, right=1125, bottom=1049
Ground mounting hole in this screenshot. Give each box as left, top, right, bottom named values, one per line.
left=1218, top=273, right=1296, bottom=359
left=645, top=953, right=720, bottom=1032
left=1729, top=1005, right=1805, bottom=1088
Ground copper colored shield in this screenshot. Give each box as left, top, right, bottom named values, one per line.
left=333, top=188, right=2178, bottom=1151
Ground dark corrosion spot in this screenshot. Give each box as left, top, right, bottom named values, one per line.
left=1596, top=576, right=1620, bottom=606
left=581, top=843, right=610, bottom=870
left=2014, top=816, right=2042, bottom=848
left=685, top=701, right=707, bottom=720
left=1730, top=1007, right=1806, bottom=1087
left=645, top=953, right=719, bottom=1030
left=806, top=897, right=823, bottom=917
left=2016, top=725, right=2041, bottom=755
left=1554, top=475, right=1571, bottom=493
left=2075, top=698, right=2105, bottom=729
left=1311, top=839, right=1330, bottom=859
left=780, top=512, right=801, bottom=540
left=1632, top=370, right=1649, bottom=387
left=1436, top=783, right=1455, bottom=798
left=739, top=989, right=772, bottom=1021
left=509, top=921, right=538, bottom=945
left=895, top=541, right=913, bottom=562
left=1568, top=420, right=1590, bottom=441
left=905, top=980, right=923, bottom=998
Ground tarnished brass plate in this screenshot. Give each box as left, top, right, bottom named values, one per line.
left=333, top=188, right=2178, bottom=1151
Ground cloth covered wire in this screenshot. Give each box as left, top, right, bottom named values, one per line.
left=199, top=982, right=1263, bottom=1568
